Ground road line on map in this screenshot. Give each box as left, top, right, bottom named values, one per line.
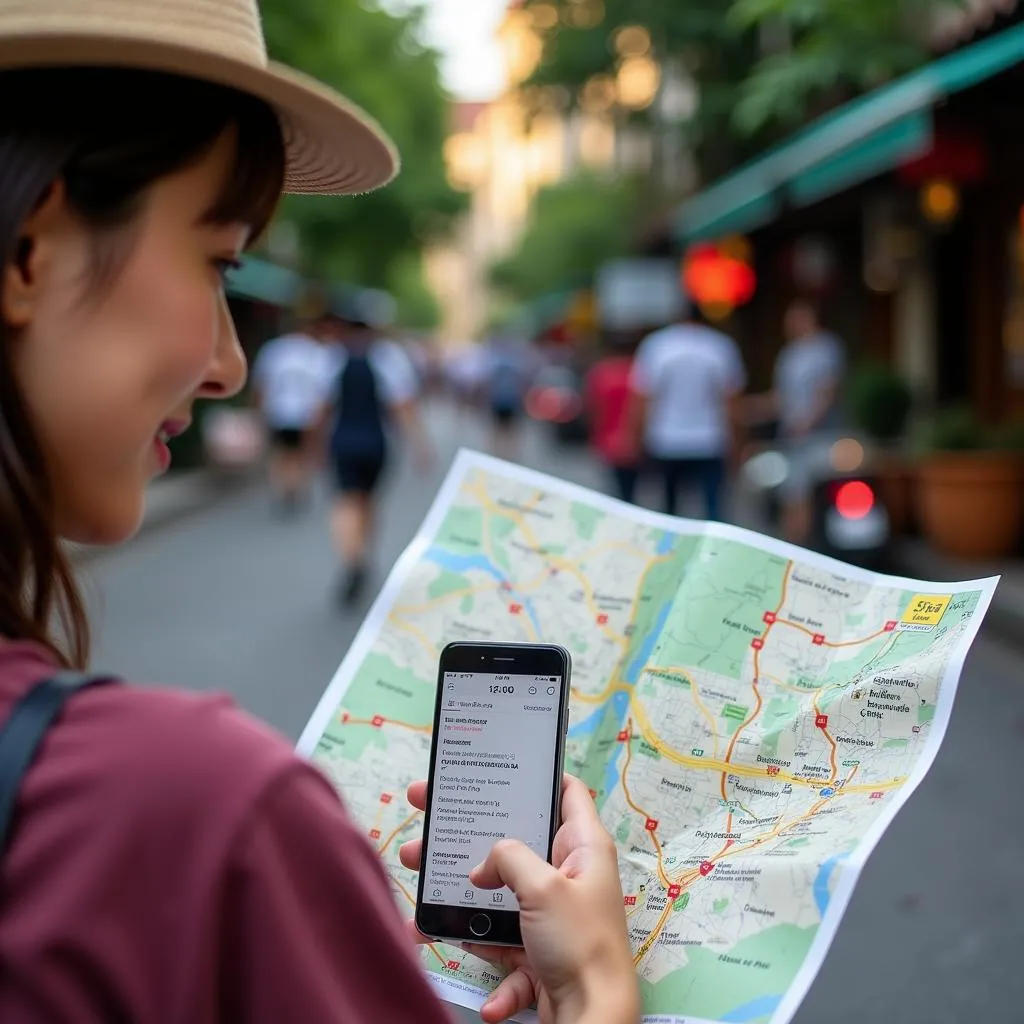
left=638, top=665, right=722, bottom=760
left=775, top=617, right=889, bottom=650
left=719, top=561, right=793, bottom=807
left=813, top=690, right=840, bottom=784
left=378, top=810, right=422, bottom=855
left=468, top=482, right=622, bottom=646
left=342, top=715, right=432, bottom=734
left=387, top=614, right=440, bottom=661
left=629, top=700, right=837, bottom=791
left=619, top=718, right=671, bottom=888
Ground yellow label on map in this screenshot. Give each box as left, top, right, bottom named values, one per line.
left=901, top=594, right=952, bottom=626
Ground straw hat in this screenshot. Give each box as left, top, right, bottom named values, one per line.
left=0, top=0, right=399, bottom=195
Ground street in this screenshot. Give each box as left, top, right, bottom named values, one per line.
left=85, top=402, right=1024, bottom=1024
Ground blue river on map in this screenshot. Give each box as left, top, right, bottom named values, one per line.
left=625, top=600, right=673, bottom=683
left=813, top=852, right=847, bottom=916
left=424, top=547, right=543, bottom=637
left=566, top=595, right=674, bottom=799
left=720, top=995, right=782, bottom=1022
left=655, top=530, right=677, bottom=555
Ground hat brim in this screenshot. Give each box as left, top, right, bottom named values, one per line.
left=0, top=34, right=399, bottom=195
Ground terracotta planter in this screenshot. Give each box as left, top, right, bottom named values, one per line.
left=916, top=452, right=1024, bottom=560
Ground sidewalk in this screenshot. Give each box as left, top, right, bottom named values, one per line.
left=69, top=468, right=254, bottom=564
left=891, top=538, right=1020, bottom=647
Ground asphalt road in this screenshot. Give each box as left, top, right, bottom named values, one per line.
left=84, top=401, right=1024, bottom=1024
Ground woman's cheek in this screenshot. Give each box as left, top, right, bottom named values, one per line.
left=165, top=293, right=222, bottom=394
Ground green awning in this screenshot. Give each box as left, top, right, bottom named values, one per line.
left=225, top=257, right=302, bottom=307
left=676, top=21, right=1024, bottom=243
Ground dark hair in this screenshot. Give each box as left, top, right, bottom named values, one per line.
left=0, top=68, right=286, bottom=668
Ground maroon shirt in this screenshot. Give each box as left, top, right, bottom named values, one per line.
left=0, top=642, right=452, bottom=1023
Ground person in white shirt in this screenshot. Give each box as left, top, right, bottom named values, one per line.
left=251, top=303, right=334, bottom=515
left=747, top=299, right=846, bottom=544
left=318, top=302, right=432, bottom=606
left=630, top=305, right=747, bottom=520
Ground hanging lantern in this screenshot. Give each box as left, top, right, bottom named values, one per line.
left=682, top=242, right=757, bottom=317
left=920, top=177, right=960, bottom=226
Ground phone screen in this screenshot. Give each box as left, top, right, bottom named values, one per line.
left=422, top=668, right=564, bottom=914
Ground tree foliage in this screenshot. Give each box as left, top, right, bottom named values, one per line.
left=259, top=0, right=463, bottom=292
left=520, top=0, right=960, bottom=176
left=727, top=0, right=949, bottom=136
left=490, top=173, right=644, bottom=301
left=523, top=0, right=760, bottom=179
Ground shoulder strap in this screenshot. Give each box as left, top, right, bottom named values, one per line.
left=0, top=672, right=119, bottom=856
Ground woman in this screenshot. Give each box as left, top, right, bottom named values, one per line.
left=0, top=2, right=639, bottom=1023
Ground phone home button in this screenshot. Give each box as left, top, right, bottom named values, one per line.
left=469, top=913, right=492, bottom=938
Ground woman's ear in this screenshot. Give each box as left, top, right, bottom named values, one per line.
left=3, top=180, right=70, bottom=328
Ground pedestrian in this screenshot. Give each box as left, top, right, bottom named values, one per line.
left=485, top=334, right=533, bottom=460
left=251, top=290, right=334, bottom=515
left=320, top=298, right=433, bottom=607
left=629, top=302, right=747, bottom=520
left=585, top=337, right=642, bottom=504
left=0, top=2, right=640, bottom=1023
left=750, top=298, right=846, bottom=544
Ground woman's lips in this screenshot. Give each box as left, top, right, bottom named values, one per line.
left=152, top=419, right=191, bottom=474
left=153, top=435, right=172, bottom=473
left=159, top=418, right=191, bottom=441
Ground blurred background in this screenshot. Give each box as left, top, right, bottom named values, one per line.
left=83, top=1, right=1024, bottom=1021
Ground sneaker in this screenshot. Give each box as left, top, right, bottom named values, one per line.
left=337, top=565, right=368, bottom=607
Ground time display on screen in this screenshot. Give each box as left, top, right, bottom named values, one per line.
left=489, top=684, right=515, bottom=694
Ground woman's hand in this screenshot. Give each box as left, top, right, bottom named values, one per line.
left=399, top=775, right=639, bottom=1024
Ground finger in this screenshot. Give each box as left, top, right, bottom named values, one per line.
left=559, top=773, right=603, bottom=831
left=404, top=918, right=441, bottom=946
left=470, top=839, right=553, bottom=900
left=480, top=967, right=538, bottom=1024
left=407, top=780, right=427, bottom=812
left=461, top=943, right=528, bottom=972
left=552, top=775, right=615, bottom=869
left=398, top=839, right=421, bottom=871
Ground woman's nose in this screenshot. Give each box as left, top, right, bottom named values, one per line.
left=200, top=292, right=247, bottom=399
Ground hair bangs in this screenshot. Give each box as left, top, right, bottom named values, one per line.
left=203, top=91, right=286, bottom=242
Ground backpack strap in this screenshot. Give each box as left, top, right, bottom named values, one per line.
left=0, top=672, right=119, bottom=856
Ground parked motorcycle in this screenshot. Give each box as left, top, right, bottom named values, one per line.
left=741, top=431, right=891, bottom=569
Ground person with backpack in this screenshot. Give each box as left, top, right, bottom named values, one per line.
left=0, top=2, right=641, bottom=1022
left=321, top=299, right=433, bottom=606
left=485, top=335, right=534, bottom=460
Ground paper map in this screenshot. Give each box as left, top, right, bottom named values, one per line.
left=298, top=451, right=997, bottom=1024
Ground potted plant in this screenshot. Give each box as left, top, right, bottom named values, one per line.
left=916, top=406, right=1024, bottom=560
left=847, top=363, right=914, bottom=534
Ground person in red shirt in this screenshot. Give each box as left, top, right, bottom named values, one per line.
left=0, top=2, right=641, bottom=1023
left=585, top=341, right=642, bottom=504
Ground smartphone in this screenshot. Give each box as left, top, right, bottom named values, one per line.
left=415, top=641, right=571, bottom=946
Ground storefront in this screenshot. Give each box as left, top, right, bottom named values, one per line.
left=672, top=17, right=1024, bottom=424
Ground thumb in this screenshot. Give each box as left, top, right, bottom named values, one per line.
left=470, top=839, right=553, bottom=902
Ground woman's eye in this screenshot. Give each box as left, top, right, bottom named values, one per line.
left=211, top=257, right=243, bottom=285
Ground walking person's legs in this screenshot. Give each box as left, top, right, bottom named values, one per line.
left=267, top=427, right=310, bottom=514
left=659, top=459, right=681, bottom=516
left=696, top=457, right=727, bottom=522
left=330, top=449, right=387, bottom=606
left=610, top=465, right=639, bottom=505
